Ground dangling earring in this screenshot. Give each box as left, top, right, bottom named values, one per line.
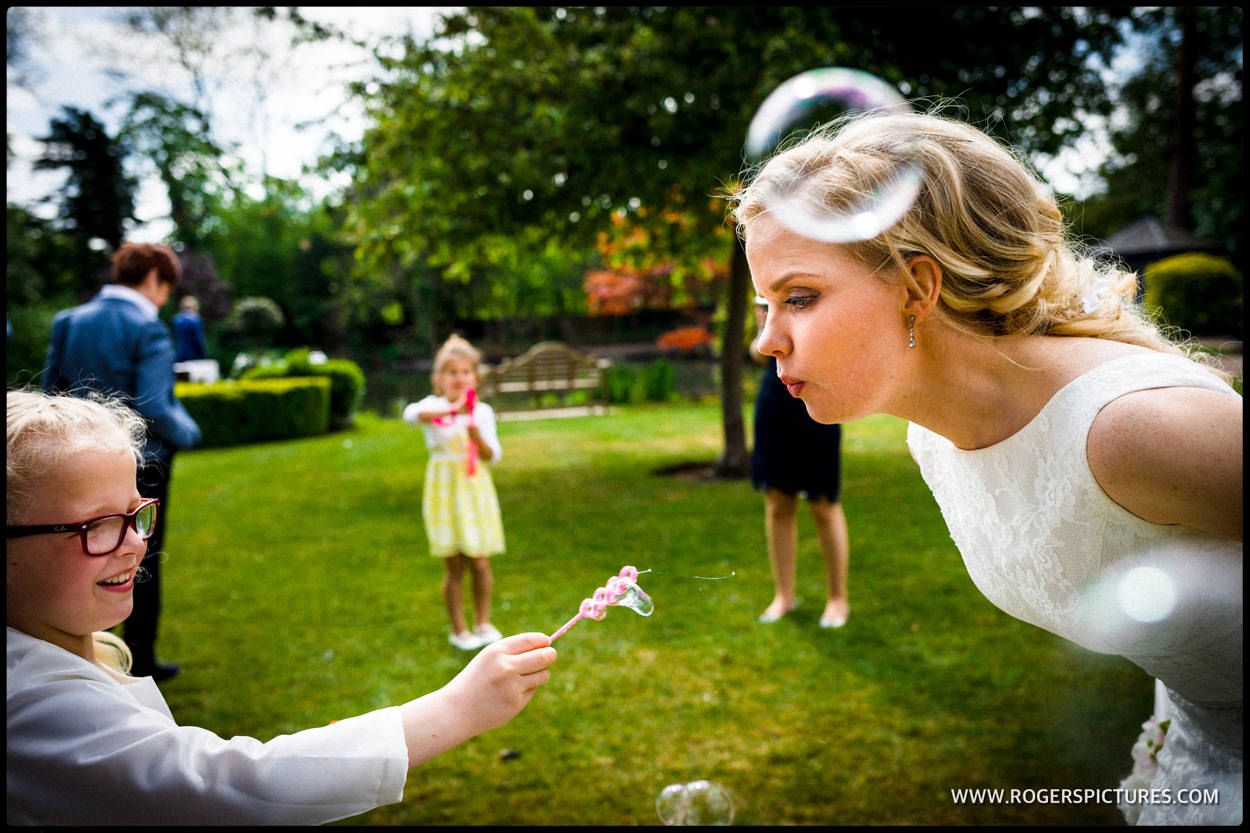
left=908, top=315, right=916, bottom=349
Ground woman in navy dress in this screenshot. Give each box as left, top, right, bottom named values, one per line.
left=750, top=301, right=851, bottom=628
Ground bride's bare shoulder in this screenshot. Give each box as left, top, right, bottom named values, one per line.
left=1087, top=384, right=1242, bottom=541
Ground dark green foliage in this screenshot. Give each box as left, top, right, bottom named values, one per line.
left=604, top=365, right=645, bottom=404
left=642, top=358, right=676, bottom=403
left=1144, top=253, right=1244, bottom=337
left=176, top=376, right=331, bottom=447
left=34, top=106, right=137, bottom=251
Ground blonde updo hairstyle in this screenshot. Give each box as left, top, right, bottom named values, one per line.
left=732, top=110, right=1226, bottom=380
left=6, top=390, right=147, bottom=673
left=430, top=334, right=483, bottom=396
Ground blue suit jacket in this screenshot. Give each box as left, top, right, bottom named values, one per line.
left=172, top=311, right=207, bottom=362
left=44, top=295, right=202, bottom=463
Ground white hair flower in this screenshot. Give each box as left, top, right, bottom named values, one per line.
left=1081, top=276, right=1112, bottom=315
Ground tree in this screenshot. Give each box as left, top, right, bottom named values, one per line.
left=345, top=7, right=1131, bottom=476
left=200, top=177, right=353, bottom=352
left=115, top=91, right=235, bottom=250
left=1077, top=7, right=1243, bottom=266
left=34, top=106, right=137, bottom=254
left=5, top=204, right=83, bottom=386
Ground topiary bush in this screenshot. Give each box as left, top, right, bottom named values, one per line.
left=225, top=296, right=285, bottom=348
left=176, top=377, right=331, bottom=448
left=641, top=358, right=675, bottom=402
left=241, top=347, right=366, bottom=428
left=1143, top=253, right=1243, bottom=338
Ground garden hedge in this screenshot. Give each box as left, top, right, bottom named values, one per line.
left=176, top=377, right=331, bottom=448
left=240, top=348, right=365, bottom=428
left=1143, top=252, right=1243, bottom=338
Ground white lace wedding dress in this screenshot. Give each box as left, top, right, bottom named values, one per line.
left=907, top=353, right=1242, bottom=825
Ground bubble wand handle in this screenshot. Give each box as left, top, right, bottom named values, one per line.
left=465, top=388, right=478, bottom=476
left=549, top=612, right=582, bottom=642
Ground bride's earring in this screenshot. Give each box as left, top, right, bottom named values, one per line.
left=908, top=315, right=916, bottom=349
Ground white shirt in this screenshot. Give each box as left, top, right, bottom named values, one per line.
left=6, top=627, right=408, bottom=825
left=403, top=395, right=503, bottom=463
left=99, top=282, right=160, bottom=321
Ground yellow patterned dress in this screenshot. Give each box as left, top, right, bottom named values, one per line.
left=404, top=396, right=505, bottom=558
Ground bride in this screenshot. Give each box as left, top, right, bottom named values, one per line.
left=733, top=110, right=1242, bottom=825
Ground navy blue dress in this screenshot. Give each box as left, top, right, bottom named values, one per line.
left=751, top=356, right=842, bottom=501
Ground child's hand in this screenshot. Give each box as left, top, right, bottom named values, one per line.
left=445, top=633, right=556, bottom=733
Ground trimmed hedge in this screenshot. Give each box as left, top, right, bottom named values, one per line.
left=176, top=377, right=331, bottom=448
left=241, top=348, right=365, bottom=428
left=1144, top=252, right=1243, bottom=337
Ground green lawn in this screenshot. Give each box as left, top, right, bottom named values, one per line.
left=155, top=402, right=1149, bottom=825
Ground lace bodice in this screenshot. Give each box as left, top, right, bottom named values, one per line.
left=908, top=353, right=1242, bottom=824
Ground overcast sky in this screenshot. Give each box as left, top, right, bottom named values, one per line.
left=8, top=6, right=1118, bottom=244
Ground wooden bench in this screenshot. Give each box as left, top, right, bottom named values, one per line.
left=479, top=341, right=612, bottom=415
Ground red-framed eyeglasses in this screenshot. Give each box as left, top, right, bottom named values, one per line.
left=6, top=498, right=160, bottom=556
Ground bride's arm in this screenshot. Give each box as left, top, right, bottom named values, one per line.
left=1087, top=385, right=1242, bottom=542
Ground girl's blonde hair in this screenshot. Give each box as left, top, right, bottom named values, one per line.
left=731, top=110, right=1228, bottom=381
left=430, top=334, right=482, bottom=395
left=6, top=390, right=146, bottom=675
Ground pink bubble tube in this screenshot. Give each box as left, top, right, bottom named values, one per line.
left=549, top=566, right=654, bottom=642
left=430, top=388, right=478, bottom=476
left=464, top=388, right=478, bottom=476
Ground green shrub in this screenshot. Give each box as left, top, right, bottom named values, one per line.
left=604, top=365, right=644, bottom=404
left=176, top=377, right=331, bottom=448
left=5, top=303, right=58, bottom=388
left=642, top=358, right=675, bottom=402
left=241, top=347, right=366, bottom=428
left=1143, top=252, right=1243, bottom=337
left=226, top=296, right=285, bottom=347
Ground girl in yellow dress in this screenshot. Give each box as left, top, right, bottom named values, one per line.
left=403, top=335, right=505, bottom=651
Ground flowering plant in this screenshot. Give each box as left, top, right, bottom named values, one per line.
left=1117, top=716, right=1170, bottom=824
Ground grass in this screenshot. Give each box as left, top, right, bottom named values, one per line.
left=156, top=402, right=1150, bottom=825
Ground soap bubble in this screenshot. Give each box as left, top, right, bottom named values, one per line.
left=656, top=780, right=734, bottom=826
left=744, top=67, right=920, bottom=244
left=608, top=579, right=654, bottom=617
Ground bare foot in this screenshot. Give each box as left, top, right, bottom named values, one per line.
left=758, top=597, right=798, bottom=624
left=820, top=599, right=849, bottom=628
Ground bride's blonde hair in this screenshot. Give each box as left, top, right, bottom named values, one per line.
left=731, top=109, right=1229, bottom=382
left=7, top=390, right=146, bottom=675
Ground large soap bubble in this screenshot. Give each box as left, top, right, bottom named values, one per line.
left=656, top=780, right=734, bottom=826
left=744, top=67, right=921, bottom=244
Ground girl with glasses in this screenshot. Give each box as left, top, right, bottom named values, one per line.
left=6, top=390, right=556, bottom=824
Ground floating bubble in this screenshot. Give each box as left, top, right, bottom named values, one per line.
left=1117, top=566, right=1177, bottom=623
left=549, top=566, right=653, bottom=642
left=743, top=67, right=921, bottom=244
left=606, top=575, right=654, bottom=616
left=656, top=780, right=734, bottom=826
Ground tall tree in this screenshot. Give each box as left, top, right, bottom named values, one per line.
left=115, top=91, right=235, bottom=250
left=1077, top=7, right=1243, bottom=265
left=34, top=106, right=137, bottom=256
left=346, top=6, right=1130, bottom=476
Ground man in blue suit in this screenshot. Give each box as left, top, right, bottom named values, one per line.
left=173, top=295, right=208, bottom=362
left=44, top=242, right=202, bottom=681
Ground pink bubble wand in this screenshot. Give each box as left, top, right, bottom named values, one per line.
left=464, top=387, right=478, bottom=477
left=550, top=566, right=654, bottom=642
left=431, top=388, right=479, bottom=476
